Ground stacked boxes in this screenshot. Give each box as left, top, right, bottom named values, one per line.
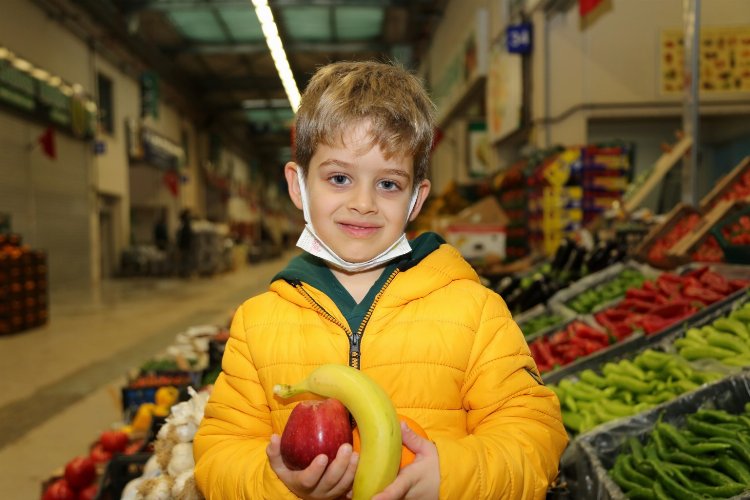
left=0, top=234, right=48, bottom=335
left=497, top=161, right=529, bottom=261
left=578, top=145, right=632, bottom=224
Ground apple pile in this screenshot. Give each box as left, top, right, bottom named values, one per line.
left=280, top=398, right=353, bottom=470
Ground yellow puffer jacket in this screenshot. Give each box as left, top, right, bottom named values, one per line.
left=194, top=243, right=568, bottom=499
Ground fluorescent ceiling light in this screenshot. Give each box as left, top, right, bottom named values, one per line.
left=249, top=0, right=300, bottom=111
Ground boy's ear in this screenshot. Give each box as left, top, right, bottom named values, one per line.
left=284, top=162, right=304, bottom=210
left=408, top=179, right=431, bottom=222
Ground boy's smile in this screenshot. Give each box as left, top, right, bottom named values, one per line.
left=286, top=123, right=430, bottom=265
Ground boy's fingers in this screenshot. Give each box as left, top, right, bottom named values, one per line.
left=266, top=434, right=285, bottom=470
left=401, top=421, right=428, bottom=455
left=318, top=444, right=358, bottom=496
left=372, top=475, right=411, bottom=500
left=297, top=454, right=329, bottom=489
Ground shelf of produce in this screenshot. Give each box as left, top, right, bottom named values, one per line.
left=570, top=372, right=750, bottom=500
left=515, top=303, right=576, bottom=340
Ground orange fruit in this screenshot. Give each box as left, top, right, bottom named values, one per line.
left=352, top=414, right=429, bottom=469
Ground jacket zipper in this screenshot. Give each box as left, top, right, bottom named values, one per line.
left=290, top=268, right=400, bottom=369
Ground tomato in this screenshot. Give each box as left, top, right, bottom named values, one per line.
left=64, top=456, right=96, bottom=490
left=99, top=430, right=129, bottom=453
left=89, top=443, right=112, bottom=465
left=77, top=483, right=98, bottom=500
left=42, top=479, right=76, bottom=500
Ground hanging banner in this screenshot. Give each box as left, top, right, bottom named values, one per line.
left=486, top=43, right=523, bottom=143
left=140, top=71, right=160, bottom=119
left=661, top=26, right=750, bottom=94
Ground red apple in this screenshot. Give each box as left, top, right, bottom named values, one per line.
left=279, top=398, right=352, bottom=470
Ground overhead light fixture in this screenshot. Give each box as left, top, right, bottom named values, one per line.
left=250, top=0, right=301, bottom=111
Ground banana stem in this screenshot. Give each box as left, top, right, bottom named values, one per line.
left=273, top=383, right=307, bottom=398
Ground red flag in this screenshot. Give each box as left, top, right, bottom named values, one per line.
left=579, top=0, right=603, bottom=17
left=38, top=126, right=56, bottom=160
left=163, top=170, right=180, bottom=197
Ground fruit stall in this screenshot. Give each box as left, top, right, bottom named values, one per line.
left=38, top=151, right=750, bottom=500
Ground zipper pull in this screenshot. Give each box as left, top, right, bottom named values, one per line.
left=349, top=334, right=362, bottom=370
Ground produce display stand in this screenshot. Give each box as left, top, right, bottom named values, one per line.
left=622, top=136, right=692, bottom=214
left=667, top=199, right=749, bottom=266
left=515, top=303, right=577, bottom=340
left=548, top=262, right=657, bottom=317
left=95, top=452, right=152, bottom=500
left=571, top=373, right=750, bottom=500
left=698, top=155, right=750, bottom=212
left=543, top=287, right=749, bottom=386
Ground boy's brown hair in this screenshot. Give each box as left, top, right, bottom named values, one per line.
left=294, top=60, right=435, bottom=184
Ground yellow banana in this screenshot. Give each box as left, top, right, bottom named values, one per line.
left=274, top=364, right=401, bottom=500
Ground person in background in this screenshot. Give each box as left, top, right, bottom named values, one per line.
left=177, top=208, right=194, bottom=277
left=153, top=210, right=169, bottom=252
left=194, top=61, right=567, bottom=499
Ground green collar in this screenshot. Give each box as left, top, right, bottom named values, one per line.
left=273, top=232, right=444, bottom=331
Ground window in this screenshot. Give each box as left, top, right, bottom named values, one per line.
left=97, top=73, right=114, bottom=135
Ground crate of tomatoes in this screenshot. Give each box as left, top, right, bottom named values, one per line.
left=711, top=204, right=750, bottom=265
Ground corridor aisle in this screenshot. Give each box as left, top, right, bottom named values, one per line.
left=0, top=251, right=296, bottom=498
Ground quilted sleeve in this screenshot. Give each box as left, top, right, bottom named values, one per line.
left=193, top=303, right=296, bottom=499
left=432, top=291, right=568, bottom=500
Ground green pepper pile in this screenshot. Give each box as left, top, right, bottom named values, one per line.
left=550, top=350, right=724, bottom=435
left=674, top=302, right=750, bottom=366
left=518, top=313, right=566, bottom=338
left=609, top=405, right=750, bottom=499
left=565, top=268, right=646, bottom=314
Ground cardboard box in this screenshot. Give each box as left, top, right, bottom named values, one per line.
left=444, top=196, right=509, bottom=260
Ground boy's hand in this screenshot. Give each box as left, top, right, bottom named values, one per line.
left=267, top=434, right=359, bottom=500
left=370, top=422, right=440, bottom=500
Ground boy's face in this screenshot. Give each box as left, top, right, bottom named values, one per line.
left=285, top=124, right=430, bottom=264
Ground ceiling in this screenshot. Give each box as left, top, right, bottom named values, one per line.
left=70, top=0, right=447, bottom=164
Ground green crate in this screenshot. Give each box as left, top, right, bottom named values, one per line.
left=710, top=203, right=750, bottom=264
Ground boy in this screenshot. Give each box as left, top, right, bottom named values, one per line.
left=194, top=61, right=567, bottom=499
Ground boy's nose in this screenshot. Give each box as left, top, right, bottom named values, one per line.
left=348, top=186, right=377, bottom=214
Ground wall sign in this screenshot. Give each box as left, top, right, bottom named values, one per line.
left=506, top=23, right=533, bottom=55
left=661, top=26, right=750, bottom=94
left=0, top=53, right=96, bottom=139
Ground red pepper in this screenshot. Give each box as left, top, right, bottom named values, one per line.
left=620, top=298, right=656, bottom=313
left=531, top=338, right=556, bottom=369
left=656, top=274, right=683, bottom=298
left=729, top=279, right=750, bottom=292
left=648, top=300, right=698, bottom=319
left=639, top=314, right=675, bottom=335
left=642, top=280, right=658, bottom=293
left=699, top=271, right=732, bottom=295
left=682, top=285, right=723, bottom=305
left=625, top=288, right=660, bottom=301
left=684, top=266, right=709, bottom=280
left=571, top=322, right=609, bottom=344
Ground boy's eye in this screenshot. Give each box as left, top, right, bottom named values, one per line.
left=379, top=180, right=400, bottom=191
left=329, top=174, right=350, bottom=185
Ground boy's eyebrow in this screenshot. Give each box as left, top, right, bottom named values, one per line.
left=319, top=160, right=412, bottom=180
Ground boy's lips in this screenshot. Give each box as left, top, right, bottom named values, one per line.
left=337, top=222, right=380, bottom=238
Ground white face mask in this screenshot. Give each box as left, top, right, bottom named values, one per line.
left=295, top=167, right=419, bottom=272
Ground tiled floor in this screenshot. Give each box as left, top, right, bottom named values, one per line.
left=0, top=251, right=296, bottom=499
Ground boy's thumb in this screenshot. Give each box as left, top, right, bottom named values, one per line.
left=400, top=421, right=426, bottom=453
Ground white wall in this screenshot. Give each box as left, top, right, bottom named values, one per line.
left=539, top=0, right=750, bottom=146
